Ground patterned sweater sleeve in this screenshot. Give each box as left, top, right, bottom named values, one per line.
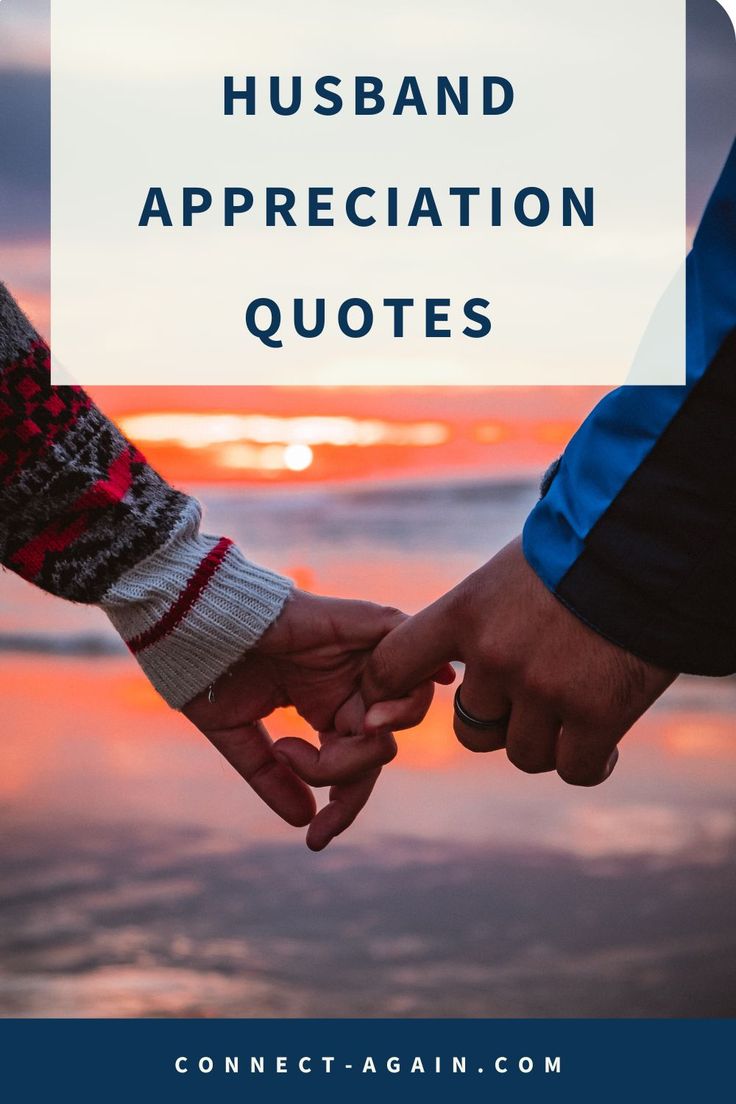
left=0, top=284, right=293, bottom=708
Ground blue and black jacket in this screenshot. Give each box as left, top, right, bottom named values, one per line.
left=524, top=138, right=736, bottom=675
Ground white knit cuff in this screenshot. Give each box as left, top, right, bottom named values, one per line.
left=101, top=503, right=293, bottom=709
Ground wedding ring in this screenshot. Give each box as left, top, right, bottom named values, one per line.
left=453, top=686, right=511, bottom=734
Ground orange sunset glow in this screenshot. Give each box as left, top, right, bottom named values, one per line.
left=7, top=270, right=605, bottom=486
left=109, top=404, right=595, bottom=485
left=3, top=0, right=736, bottom=1027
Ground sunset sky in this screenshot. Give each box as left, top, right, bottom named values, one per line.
left=1, top=1, right=735, bottom=484
left=1, top=3, right=736, bottom=1023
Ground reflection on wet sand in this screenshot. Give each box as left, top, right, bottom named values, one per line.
left=0, top=479, right=734, bottom=1016
left=2, top=822, right=735, bottom=1017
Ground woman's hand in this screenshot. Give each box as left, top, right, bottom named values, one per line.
left=183, top=589, right=452, bottom=842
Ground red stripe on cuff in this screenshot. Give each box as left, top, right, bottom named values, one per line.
left=126, top=537, right=233, bottom=655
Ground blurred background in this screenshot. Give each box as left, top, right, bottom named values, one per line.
left=0, top=1, right=734, bottom=1017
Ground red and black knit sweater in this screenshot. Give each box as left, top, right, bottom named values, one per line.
left=0, top=284, right=292, bottom=707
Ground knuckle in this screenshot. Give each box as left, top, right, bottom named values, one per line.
left=248, top=757, right=283, bottom=786
left=475, top=635, right=511, bottom=675
left=381, top=605, right=405, bottom=624
left=519, top=671, right=555, bottom=704
left=506, top=743, right=548, bottom=774
left=291, top=762, right=323, bottom=786
left=405, top=683, right=433, bottom=721
left=557, top=762, right=605, bottom=788
left=367, top=646, right=395, bottom=697
left=402, top=706, right=428, bottom=731
left=378, top=735, right=398, bottom=765
left=453, top=717, right=504, bottom=754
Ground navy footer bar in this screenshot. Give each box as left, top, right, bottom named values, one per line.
left=0, top=1018, right=733, bottom=1102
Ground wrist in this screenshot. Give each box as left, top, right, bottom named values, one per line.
left=253, top=588, right=318, bottom=653
left=102, top=502, right=293, bottom=708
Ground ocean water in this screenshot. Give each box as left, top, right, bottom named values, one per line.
left=1, top=478, right=735, bottom=1017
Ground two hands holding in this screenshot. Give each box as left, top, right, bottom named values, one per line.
left=184, top=538, right=675, bottom=850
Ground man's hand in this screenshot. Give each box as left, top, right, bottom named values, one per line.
left=183, top=589, right=449, bottom=841
left=362, top=538, right=676, bottom=786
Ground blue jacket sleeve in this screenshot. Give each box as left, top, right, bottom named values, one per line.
left=523, top=138, right=736, bottom=675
